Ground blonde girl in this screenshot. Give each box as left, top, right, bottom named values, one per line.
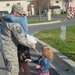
left=26, top=45, right=53, bottom=75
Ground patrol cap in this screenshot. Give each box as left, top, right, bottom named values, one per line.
left=12, top=4, right=25, bottom=14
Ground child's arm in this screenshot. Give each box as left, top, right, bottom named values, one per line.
left=0, top=14, right=16, bottom=22
left=2, top=14, right=22, bottom=23
left=25, top=58, right=39, bottom=63
left=25, top=59, right=32, bottom=62
left=2, top=14, right=13, bottom=21
left=25, top=58, right=41, bottom=70
left=0, top=14, right=5, bottom=18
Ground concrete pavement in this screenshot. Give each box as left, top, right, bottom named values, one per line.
left=29, top=20, right=61, bottom=26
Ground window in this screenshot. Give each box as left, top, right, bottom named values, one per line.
left=6, top=3, right=10, bottom=6
left=0, top=11, right=9, bottom=14
left=56, top=1, right=59, bottom=3
left=17, top=3, right=21, bottom=5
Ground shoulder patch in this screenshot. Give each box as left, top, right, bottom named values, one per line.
left=16, top=26, right=22, bottom=33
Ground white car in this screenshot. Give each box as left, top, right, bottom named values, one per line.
left=0, top=10, right=9, bottom=14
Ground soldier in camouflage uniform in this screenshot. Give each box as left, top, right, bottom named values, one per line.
left=1, top=4, right=36, bottom=75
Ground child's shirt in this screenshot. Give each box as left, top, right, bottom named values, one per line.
left=3, top=14, right=28, bottom=36
left=32, top=56, right=50, bottom=74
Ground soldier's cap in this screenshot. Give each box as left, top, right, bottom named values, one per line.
left=12, top=4, right=25, bottom=14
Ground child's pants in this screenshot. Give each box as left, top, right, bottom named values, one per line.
left=38, top=70, right=50, bottom=75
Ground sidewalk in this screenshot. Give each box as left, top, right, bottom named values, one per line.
left=28, top=20, right=61, bottom=26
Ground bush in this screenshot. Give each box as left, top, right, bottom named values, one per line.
left=61, top=10, right=67, bottom=14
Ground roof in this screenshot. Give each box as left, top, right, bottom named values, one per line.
left=51, top=6, right=60, bottom=9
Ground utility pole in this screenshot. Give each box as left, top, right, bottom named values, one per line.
left=47, top=0, right=51, bottom=20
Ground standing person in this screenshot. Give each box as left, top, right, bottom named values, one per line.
left=1, top=4, right=36, bottom=75
left=26, top=45, right=53, bottom=75
left=0, top=4, right=37, bottom=75
left=17, top=44, right=31, bottom=75
left=1, top=4, right=28, bottom=36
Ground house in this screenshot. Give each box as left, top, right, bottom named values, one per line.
left=0, top=0, right=30, bottom=15
left=51, top=0, right=63, bottom=14
left=29, top=0, right=75, bottom=15
left=51, top=0, right=75, bottom=14
left=0, top=0, right=75, bottom=15
left=27, top=0, right=64, bottom=15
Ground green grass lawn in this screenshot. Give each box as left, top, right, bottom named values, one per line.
left=27, top=18, right=55, bottom=24
left=27, top=14, right=67, bottom=24
left=34, top=25, right=75, bottom=61
left=53, top=14, right=67, bottom=17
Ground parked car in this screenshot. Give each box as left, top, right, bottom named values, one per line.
left=0, top=10, right=9, bottom=14
left=0, top=10, right=9, bottom=22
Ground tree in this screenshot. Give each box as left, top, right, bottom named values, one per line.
left=31, top=0, right=53, bottom=21
left=31, top=0, right=47, bottom=20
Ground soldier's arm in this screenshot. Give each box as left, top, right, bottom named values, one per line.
left=11, top=23, right=35, bottom=48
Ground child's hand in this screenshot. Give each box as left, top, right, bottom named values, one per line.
left=0, top=14, right=5, bottom=18
left=25, top=59, right=32, bottom=62
left=35, top=64, right=41, bottom=69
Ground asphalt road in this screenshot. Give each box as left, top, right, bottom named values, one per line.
left=28, top=16, right=75, bottom=35
left=0, top=16, right=75, bottom=75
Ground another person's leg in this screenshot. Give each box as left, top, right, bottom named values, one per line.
left=18, top=44, right=31, bottom=75
left=19, top=63, right=23, bottom=75
left=21, top=62, right=31, bottom=75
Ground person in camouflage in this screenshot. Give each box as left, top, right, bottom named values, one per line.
left=1, top=4, right=36, bottom=75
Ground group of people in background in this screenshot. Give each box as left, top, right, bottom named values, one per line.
left=0, top=4, right=53, bottom=75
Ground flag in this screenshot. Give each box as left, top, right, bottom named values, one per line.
left=65, top=0, right=71, bottom=9
left=65, top=0, right=74, bottom=19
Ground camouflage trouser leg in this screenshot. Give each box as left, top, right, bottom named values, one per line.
left=2, top=45, right=19, bottom=75
left=5, top=56, right=19, bottom=75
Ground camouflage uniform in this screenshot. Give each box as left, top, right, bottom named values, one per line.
left=1, top=19, right=34, bottom=75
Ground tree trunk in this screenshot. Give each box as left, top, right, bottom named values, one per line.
left=38, top=8, right=41, bottom=21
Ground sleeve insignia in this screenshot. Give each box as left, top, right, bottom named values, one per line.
left=16, top=26, right=22, bottom=33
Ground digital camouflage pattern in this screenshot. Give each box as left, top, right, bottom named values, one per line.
left=1, top=18, right=34, bottom=75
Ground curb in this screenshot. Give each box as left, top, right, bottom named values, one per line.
left=35, top=38, right=75, bottom=75
left=29, top=20, right=61, bottom=26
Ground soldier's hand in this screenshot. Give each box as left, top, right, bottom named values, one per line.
left=32, top=44, right=36, bottom=50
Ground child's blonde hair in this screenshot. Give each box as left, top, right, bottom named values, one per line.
left=41, top=45, right=53, bottom=61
